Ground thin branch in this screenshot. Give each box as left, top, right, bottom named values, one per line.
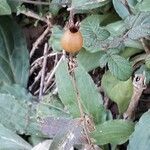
left=19, top=9, right=47, bottom=23
left=29, top=70, right=41, bottom=91
left=140, top=38, right=150, bottom=54
left=39, top=43, right=48, bottom=100
left=43, top=55, right=64, bottom=92
left=69, top=56, right=94, bottom=146
left=30, top=25, right=51, bottom=57
left=31, top=52, right=61, bottom=67
left=30, top=62, right=42, bottom=75
left=123, top=74, right=146, bottom=120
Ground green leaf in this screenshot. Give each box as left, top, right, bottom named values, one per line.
left=77, top=48, right=105, bottom=71
left=0, top=16, right=29, bottom=87
left=128, top=110, right=150, bottom=150
left=0, top=93, right=31, bottom=134
left=0, top=124, right=32, bottom=150
left=80, top=15, right=110, bottom=52
left=99, top=53, right=109, bottom=68
left=145, top=54, right=150, bottom=69
left=49, top=26, right=63, bottom=52
left=7, top=0, right=22, bottom=12
left=101, top=72, right=133, bottom=113
left=124, top=39, right=143, bottom=49
left=55, top=59, right=80, bottom=117
left=36, top=93, right=70, bottom=118
left=0, top=0, right=11, bottom=15
left=74, top=63, right=107, bottom=124
left=55, top=59, right=107, bottom=124
left=0, top=83, right=32, bottom=101
left=136, top=0, right=150, bottom=12
left=113, top=0, right=130, bottom=19
left=71, top=0, right=110, bottom=11
left=92, top=120, right=135, bottom=145
left=108, top=54, right=132, bottom=81
left=106, top=21, right=126, bottom=36
left=120, top=47, right=143, bottom=59
left=125, top=12, right=150, bottom=40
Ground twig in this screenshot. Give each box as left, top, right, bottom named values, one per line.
left=69, top=56, right=94, bottom=146
left=30, top=25, right=51, bottom=57
left=29, top=70, right=42, bottom=91
left=43, top=55, right=64, bottom=92
left=19, top=9, right=47, bottom=23
left=140, top=38, right=150, bottom=54
left=31, top=52, right=61, bottom=67
left=30, top=62, right=42, bottom=75
left=39, top=43, right=48, bottom=100
left=132, top=53, right=147, bottom=67
left=123, top=74, right=146, bottom=120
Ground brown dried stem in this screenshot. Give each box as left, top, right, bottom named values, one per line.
left=69, top=56, right=94, bottom=146
left=123, top=74, right=146, bottom=120
left=140, top=38, right=150, bottom=54
left=19, top=9, right=47, bottom=23
left=30, top=25, right=51, bottom=57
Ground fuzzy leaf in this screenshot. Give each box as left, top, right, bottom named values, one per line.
left=49, top=26, right=63, bottom=52
left=136, top=0, right=150, bottom=12
left=128, top=110, right=150, bottom=150
left=113, top=0, right=130, bottom=19
left=7, top=0, right=22, bottom=12
left=55, top=59, right=80, bottom=117
left=0, top=124, right=32, bottom=150
left=0, top=16, right=29, bottom=87
left=55, top=59, right=107, bottom=124
left=80, top=15, right=110, bottom=52
left=72, top=0, right=110, bottom=11
left=108, top=55, right=132, bottom=81
left=77, top=48, right=105, bottom=71
left=99, top=53, right=109, bottom=68
left=101, top=72, right=133, bottom=113
left=74, top=63, right=107, bottom=124
left=0, top=0, right=11, bottom=15
left=106, top=21, right=126, bottom=36
left=0, top=93, right=31, bottom=134
left=125, top=12, right=150, bottom=39
left=92, top=120, right=134, bottom=145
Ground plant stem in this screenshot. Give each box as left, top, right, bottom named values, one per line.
left=123, top=74, right=146, bottom=120
left=39, top=43, right=48, bottom=100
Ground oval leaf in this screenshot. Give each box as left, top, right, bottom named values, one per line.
left=0, top=16, right=29, bottom=87
left=113, top=0, right=130, bottom=19
left=101, top=72, right=133, bottom=113
left=108, top=55, right=132, bottom=81
left=0, top=0, right=11, bottom=15
left=0, top=124, right=32, bottom=150
left=77, top=48, right=105, bottom=71
left=72, top=0, right=110, bottom=11
left=74, top=63, right=107, bottom=124
left=80, top=15, right=110, bottom=52
left=91, top=120, right=134, bottom=145
left=128, top=110, right=150, bottom=150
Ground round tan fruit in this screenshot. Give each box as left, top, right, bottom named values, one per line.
left=61, top=29, right=83, bottom=53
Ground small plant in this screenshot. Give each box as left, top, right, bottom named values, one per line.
left=0, top=0, right=150, bottom=150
